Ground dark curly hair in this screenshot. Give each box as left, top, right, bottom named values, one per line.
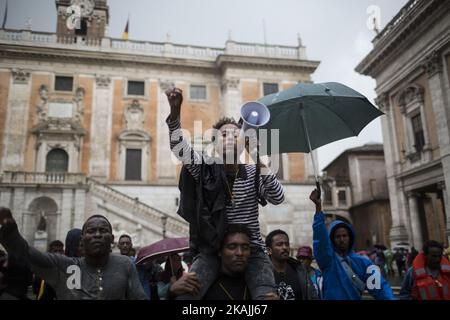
left=220, top=224, right=251, bottom=250
left=212, top=117, right=242, bottom=130
left=265, top=229, right=289, bottom=248
left=423, top=240, right=443, bottom=255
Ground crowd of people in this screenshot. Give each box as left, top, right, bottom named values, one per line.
left=1, top=87, right=449, bottom=300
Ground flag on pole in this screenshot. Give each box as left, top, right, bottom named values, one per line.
left=122, top=16, right=129, bottom=40
left=2, top=0, right=8, bottom=29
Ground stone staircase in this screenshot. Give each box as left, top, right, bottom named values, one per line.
left=86, top=178, right=189, bottom=246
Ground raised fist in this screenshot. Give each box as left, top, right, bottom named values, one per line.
left=165, top=87, right=183, bottom=110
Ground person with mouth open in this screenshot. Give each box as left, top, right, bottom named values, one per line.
left=165, top=87, right=285, bottom=300
left=0, top=207, right=147, bottom=300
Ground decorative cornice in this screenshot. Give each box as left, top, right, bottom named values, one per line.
left=95, top=74, right=111, bottom=88
left=158, top=80, right=175, bottom=92
left=406, top=191, right=420, bottom=199
left=221, top=78, right=240, bottom=92
left=374, top=92, right=390, bottom=112
left=397, top=84, right=424, bottom=114
left=117, top=129, right=151, bottom=142
left=422, top=50, right=443, bottom=78
left=355, top=0, right=449, bottom=77
left=0, top=44, right=217, bottom=72
left=216, top=54, right=320, bottom=73
left=31, top=119, right=87, bottom=136
left=11, top=68, right=30, bottom=84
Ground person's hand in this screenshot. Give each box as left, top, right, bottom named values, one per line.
left=309, top=189, right=322, bottom=212
left=264, top=292, right=280, bottom=300
left=169, top=272, right=201, bottom=297
left=165, top=87, right=183, bottom=121
left=244, top=136, right=266, bottom=167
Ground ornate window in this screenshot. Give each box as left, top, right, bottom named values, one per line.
left=32, top=84, right=86, bottom=173
left=117, top=100, right=151, bottom=181
left=45, top=148, right=69, bottom=172
left=397, top=84, right=431, bottom=164
left=411, top=114, right=425, bottom=153
left=125, top=149, right=142, bottom=181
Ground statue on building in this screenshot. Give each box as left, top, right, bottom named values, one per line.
left=34, top=211, right=48, bottom=252
left=37, top=84, right=49, bottom=121
left=37, top=211, right=47, bottom=232
left=124, top=99, right=144, bottom=131
left=73, top=87, right=85, bottom=123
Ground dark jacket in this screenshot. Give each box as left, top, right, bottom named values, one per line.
left=178, top=163, right=229, bottom=254
left=285, top=257, right=319, bottom=300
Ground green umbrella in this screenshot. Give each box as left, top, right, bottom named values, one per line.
left=257, top=82, right=383, bottom=192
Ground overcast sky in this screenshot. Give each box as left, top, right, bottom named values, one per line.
left=0, top=0, right=408, bottom=171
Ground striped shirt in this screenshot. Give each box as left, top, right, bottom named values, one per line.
left=167, top=117, right=285, bottom=247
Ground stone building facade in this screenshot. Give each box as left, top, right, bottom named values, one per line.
left=0, top=0, right=321, bottom=250
left=322, top=144, right=392, bottom=251
left=356, top=0, right=450, bottom=249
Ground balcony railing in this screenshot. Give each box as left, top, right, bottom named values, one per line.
left=0, top=171, right=87, bottom=185
left=372, top=0, right=420, bottom=44
left=0, top=29, right=305, bottom=61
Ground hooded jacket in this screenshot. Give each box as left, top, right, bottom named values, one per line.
left=313, top=211, right=395, bottom=300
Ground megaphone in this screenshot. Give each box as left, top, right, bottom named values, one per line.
left=239, top=101, right=270, bottom=139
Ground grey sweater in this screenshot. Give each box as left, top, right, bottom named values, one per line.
left=1, top=228, right=147, bottom=300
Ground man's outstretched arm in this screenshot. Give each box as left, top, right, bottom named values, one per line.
left=310, top=190, right=333, bottom=271
left=0, top=207, right=72, bottom=274
left=165, top=87, right=202, bottom=181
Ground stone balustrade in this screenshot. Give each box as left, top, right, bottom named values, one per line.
left=0, top=29, right=305, bottom=61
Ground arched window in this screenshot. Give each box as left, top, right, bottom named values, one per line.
left=45, top=148, right=69, bottom=172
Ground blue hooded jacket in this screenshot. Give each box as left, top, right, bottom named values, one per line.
left=313, top=211, right=395, bottom=300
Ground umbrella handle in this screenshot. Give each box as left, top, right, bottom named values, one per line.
left=316, top=180, right=321, bottom=200
left=169, top=255, right=175, bottom=277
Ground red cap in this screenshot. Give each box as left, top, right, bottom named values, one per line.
left=297, top=246, right=313, bottom=258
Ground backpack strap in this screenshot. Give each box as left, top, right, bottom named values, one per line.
left=337, top=253, right=366, bottom=294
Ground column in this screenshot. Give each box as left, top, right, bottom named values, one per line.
left=12, top=188, right=26, bottom=238
left=89, top=75, right=113, bottom=180
left=58, top=189, right=74, bottom=242
left=407, top=192, right=423, bottom=250
left=71, top=188, right=87, bottom=230
left=375, top=93, right=409, bottom=245
left=438, top=182, right=450, bottom=245
left=156, top=80, right=176, bottom=180
left=1, top=69, right=31, bottom=171
left=221, top=77, right=241, bottom=119
left=425, top=51, right=450, bottom=239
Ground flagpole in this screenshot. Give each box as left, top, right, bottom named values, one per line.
left=2, top=0, right=8, bottom=29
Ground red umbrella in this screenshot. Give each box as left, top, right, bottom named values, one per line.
left=136, top=237, right=190, bottom=265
